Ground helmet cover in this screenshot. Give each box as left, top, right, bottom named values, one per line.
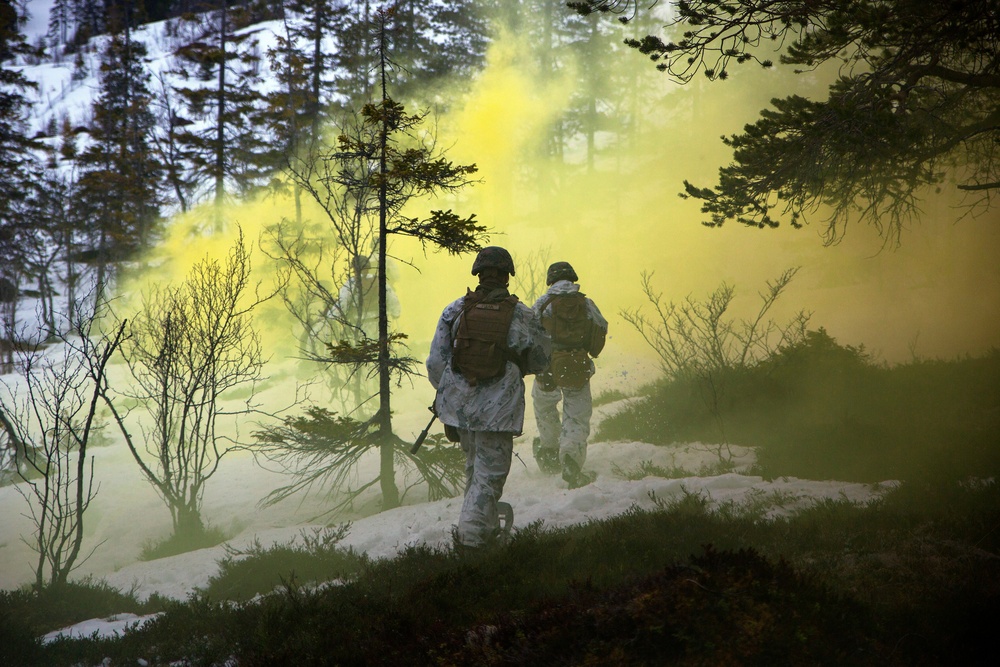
left=546, top=261, right=578, bottom=285
left=471, top=246, right=516, bottom=276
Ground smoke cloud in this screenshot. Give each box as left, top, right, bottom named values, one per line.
left=129, top=18, right=1000, bottom=405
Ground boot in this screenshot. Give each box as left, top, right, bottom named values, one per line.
left=532, top=437, right=560, bottom=474
left=495, top=501, right=514, bottom=545
left=562, top=457, right=596, bottom=490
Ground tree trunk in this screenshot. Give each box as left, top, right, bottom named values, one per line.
left=65, top=226, right=76, bottom=330
left=174, top=503, right=205, bottom=541
left=94, top=227, right=108, bottom=309
left=214, top=1, right=229, bottom=229
left=376, top=15, right=399, bottom=510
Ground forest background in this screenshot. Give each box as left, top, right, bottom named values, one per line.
left=1, top=0, right=996, bottom=373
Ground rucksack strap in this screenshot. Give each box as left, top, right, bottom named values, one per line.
left=536, top=290, right=585, bottom=315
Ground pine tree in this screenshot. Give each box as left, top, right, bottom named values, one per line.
left=270, top=0, right=343, bottom=142
left=47, top=0, right=73, bottom=49
left=575, top=0, right=1000, bottom=244
left=58, top=115, right=77, bottom=162
left=143, top=0, right=175, bottom=23
left=172, top=1, right=268, bottom=221
left=72, top=0, right=104, bottom=40
left=148, top=75, right=197, bottom=213
left=264, top=7, right=486, bottom=513
left=331, top=0, right=375, bottom=108
left=425, top=0, right=490, bottom=86
left=18, top=171, right=69, bottom=336
left=333, top=0, right=490, bottom=110
left=258, top=0, right=344, bottom=221
left=76, top=28, right=162, bottom=301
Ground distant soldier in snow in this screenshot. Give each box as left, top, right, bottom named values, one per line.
left=531, top=261, right=608, bottom=488
left=337, top=255, right=400, bottom=339
left=426, top=247, right=551, bottom=550
left=328, top=254, right=401, bottom=416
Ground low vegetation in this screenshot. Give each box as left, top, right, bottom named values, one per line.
left=2, top=479, right=997, bottom=665
left=3, top=328, right=996, bottom=665
left=139, top=525, right=230, bottom=562
left=598, top=329, right=1000, bottom=484
left=199, top=524, right=367, bottom=602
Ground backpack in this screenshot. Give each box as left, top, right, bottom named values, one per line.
left=539, top=292, right=594, bottom=351
left=451, top=289, right=519, bottom=385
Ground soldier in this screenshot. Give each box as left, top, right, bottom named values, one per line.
left=532, top=261, right=608, bottom=488
left=333, top=254, right=400, bottom=416
left=426, top=247, right=551, bottom=550
left=337, top=255, right=400, bottom=338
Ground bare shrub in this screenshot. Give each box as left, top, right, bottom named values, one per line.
left=103, top=232, right=268, bottom=548
left=0, top=302, right=125, bottom=589
left=622, top=268, right=809, bottom=452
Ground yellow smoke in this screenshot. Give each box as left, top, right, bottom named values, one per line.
left=118, top=196, right=300, bottom=366
left=124, top=19, right=1000, bottom=405
left=395, top=28, right=1000, bottom=371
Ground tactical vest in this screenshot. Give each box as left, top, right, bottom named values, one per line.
left=452, top=289, right=519, bottom=385
left=539, top=291, right=594, bottom=351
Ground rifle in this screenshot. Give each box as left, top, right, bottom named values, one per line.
left=410, top=407, right=437, bottom=454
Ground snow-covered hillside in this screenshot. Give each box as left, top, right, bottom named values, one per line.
left=15, top=2, right=288, bottom=203
left=25, top=410, right=893, bottom=642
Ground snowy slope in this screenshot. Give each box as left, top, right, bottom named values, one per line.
left=22, top=397, right=894, bottom=642
left=17, top=2, right=286, bottom=138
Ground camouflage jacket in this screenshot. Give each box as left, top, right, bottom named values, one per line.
left=427, top=290, right=551, bottom=433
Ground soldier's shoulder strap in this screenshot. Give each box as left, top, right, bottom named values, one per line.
left=538, top=290, right=585, bottom=312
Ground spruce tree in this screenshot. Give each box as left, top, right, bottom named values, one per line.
left=363, top=7, right=485, bottom=508
left=76, top=29, right=162, bottom=301
left=0, top=0, right=41, bottom=333
left=260, top=7, right=486, bottom=513
left=172, top=1, right=268, bottom=221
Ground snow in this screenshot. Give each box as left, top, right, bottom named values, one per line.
left=41, top=613, right=162, bottom=644
left=1, top=394, right=895, bottom=645
left=14, top=3, right=287, bottom=193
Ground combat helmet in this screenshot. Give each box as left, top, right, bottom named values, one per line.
left=546, top=261, right=578, bottom=285
left=352, top=255, right=372, bottom=273
left=471, top=246, right=516, bottom=276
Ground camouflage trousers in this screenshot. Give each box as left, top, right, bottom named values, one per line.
left=532, top=379, right=593, bottom=469
left=457, top=429, right=514, bottom=548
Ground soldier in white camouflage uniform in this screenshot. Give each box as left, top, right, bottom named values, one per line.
left=532, top=261, right=608, bottom=488
left=427, top=247, right=551, bottom=550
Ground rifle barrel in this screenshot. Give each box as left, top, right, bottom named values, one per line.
left=410, top=412, right=437, bottom=454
